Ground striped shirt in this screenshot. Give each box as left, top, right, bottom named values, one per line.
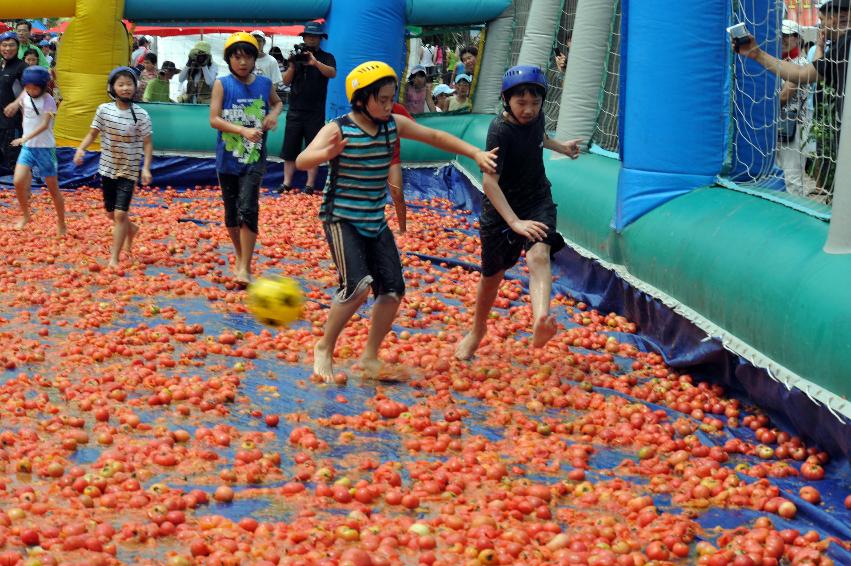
left=320, top=115, right=397, bottom=237
left=91, top=102, right=152, bottom=182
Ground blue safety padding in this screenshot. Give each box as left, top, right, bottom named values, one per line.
left=616, top=0, right=730, bottom=229
left=323, top=0, right=407, bottom=121
left=405, top=0, right=511, bottom=25
left=123, top=0, right=330, bottom=22
left=614, top=168, right=716, bottom=230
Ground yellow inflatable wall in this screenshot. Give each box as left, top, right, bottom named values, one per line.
left=53, top=1, right=130, bottom=146
left=3, top=1, right=75, bottom=18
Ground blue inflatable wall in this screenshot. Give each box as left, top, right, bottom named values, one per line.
left=614, top=0, right=730, bottom=230
left=406, top=0, right=511, bottom=25
left=322, top=0, right=407, bottom=120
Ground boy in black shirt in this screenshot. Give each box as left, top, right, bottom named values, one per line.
left=456, top=65, right=582, bottom=360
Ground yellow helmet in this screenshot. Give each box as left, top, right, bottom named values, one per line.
left=224, top=32, right=259, bottom=52
left=345, top=61, right=397, bottom=103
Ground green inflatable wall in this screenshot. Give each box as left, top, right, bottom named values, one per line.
left=143, top=107, right=850, bottom=401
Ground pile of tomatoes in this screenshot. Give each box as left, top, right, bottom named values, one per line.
left=0, top=185, right=846, bottom=566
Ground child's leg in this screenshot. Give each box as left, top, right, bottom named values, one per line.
left=237, top=226, right=256, bottom=283
left=13, top=163, right=32, bottom=229
left=43, top=176, right=66, bottom=235
left=455, top=270, right=505, bottom=360
left=219, top=174, right=242, bottom=273
left=110, top=210, right=130, bottom=267
left=360, top=294, right=401, bottom=376
left=526, top=242, right=558, bottom=348
left=314, top=288, right=370, bottom=381
left=233, top=170, right=262, bottom=285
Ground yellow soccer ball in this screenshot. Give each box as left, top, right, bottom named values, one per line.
left=246, top=276, right=304, bottom=327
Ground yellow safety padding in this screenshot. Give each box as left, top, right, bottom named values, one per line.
left=2, top=1, right=76, bottom=18
left=54, top=0, right=129, bottom=146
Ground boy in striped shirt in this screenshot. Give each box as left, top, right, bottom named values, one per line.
left=297, top=61, right=497, bottom=382
left=74, top=67, right=153, bottom=268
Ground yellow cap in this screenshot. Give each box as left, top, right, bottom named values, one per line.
left=345, top=61, right=397, bottom=103
left=224, top=32, right=259, bottom=52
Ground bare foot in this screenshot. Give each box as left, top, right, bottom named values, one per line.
left=455, top=329, right=486, bottom=361
left=229, top=256, right=242, bottom=275
left=125, top=223, right=139, bottom=253
left=313, top=342, right=335, bottom=383
left=358, top=357, right=410, bottom=382
left=57, top=222, right=67, bottom=237
left=532, top=314, right=558, bottom=348
left=108, top=259, right=120, bottom=269
left=234, top=269, right=251, bottom=289
left=14, top=216, right=30, bottom=230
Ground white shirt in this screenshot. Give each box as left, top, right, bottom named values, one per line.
left=254, top=54, right=282, bottom=85
left=20, top=92, right=57, bottom=148
left=91, top=102, right=153, bottom=181
left=420, top=44, right=435, bottom=67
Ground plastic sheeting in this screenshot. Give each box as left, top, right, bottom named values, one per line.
left=123, top=0, right=330, bottom=22
left=323, top=0, right=407, bottom=120
left=405, top=0, right=510, bottom=26
left=615, top=0, right=729, bottom=230
left=556, top=0, right=616, bottom=143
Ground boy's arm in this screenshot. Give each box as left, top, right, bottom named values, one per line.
left=209, top=80, right=262, bottom=142
left=296, top=122, right=347, bottom=170
left=395, top=115, right=497, bottom=173
left=543, top=137, right=582, bottom=159
left=388, top=164, right=407, bottom=234
left=74, top=127, right=100, bottom=165
left=12, top=111, right=54, bottom=145
left=262, top=85, right=284, bottom=132
left=141, top=134, right=153, bottom=185
left=482, top=172, right=549, bottom=241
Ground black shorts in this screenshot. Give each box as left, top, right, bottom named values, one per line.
left=218, top=166, right=265, bottom=234
left=480, top=202, right=565, bottom=277
left=0, top=128, right=22, bottom=174
left=323, top=222, right=405, bottom=303
left=101, top=176, right=135, bottom=212
left=281, top=110, right=325, bottom=162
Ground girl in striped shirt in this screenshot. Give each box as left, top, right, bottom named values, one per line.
left=296, top=61, right=497, bottom=383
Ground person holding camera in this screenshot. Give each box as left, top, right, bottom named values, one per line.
left=178, top=41, right=216, bottom=104
left=279, top=22, right=336, bottom=193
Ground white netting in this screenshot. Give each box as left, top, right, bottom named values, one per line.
left=542, top=1, right=578, bottom=132
left=590, top=0, right=621, bottom=153
left=728, top=1, right=842, bottom=204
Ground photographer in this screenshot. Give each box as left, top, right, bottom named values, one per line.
left=177, top=41, right=216, bottom=104
left=279, top=22, right=336, bottom=193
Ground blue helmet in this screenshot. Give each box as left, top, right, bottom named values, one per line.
left=501, top=65, right=547, bottom=95
left=0, top=31, right=20, bottom=45
left=22, top=66, right=50, bottom=88
left=107, top=66, right=138, bottom=99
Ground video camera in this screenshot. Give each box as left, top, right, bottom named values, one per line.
left=289, top=43, right=313, bottom=64
left=188, top=52, right=211, bottom=68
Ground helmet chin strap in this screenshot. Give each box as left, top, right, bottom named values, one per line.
left=109, top=89, right=138, bottom=123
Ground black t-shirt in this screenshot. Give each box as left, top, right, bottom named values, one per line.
left=481, top=112, right=551, bottom=227
left=288, top=49, right=336, bottom=113
left=0, top=57, right=26, bottom=129
left=814, top=31, right=850, bottom=114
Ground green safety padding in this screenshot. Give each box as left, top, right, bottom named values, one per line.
left=140, top=102, right=287, bottom=157
left=621, top=188, right=851, bottom=400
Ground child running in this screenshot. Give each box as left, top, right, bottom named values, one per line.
left=9, top=66, right=65, bottom=234
left=456, top=65, right=581, bottom=360
left=74, top=67, right=153, bottom=268
left=209, top=32, right=283, bottom=287
left=296, top=61, right=497, bottom=382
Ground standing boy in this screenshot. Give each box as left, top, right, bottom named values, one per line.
left=456, top=66, right=581, bottom=360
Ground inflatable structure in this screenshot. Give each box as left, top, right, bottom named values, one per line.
left=5, top=0, right=850, bottom=459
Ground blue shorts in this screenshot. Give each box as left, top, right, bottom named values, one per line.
left=17, top=146, right=58, bottom=178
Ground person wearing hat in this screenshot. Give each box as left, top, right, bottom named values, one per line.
left=143, top=60, right=180, bottom=103
left=432, top=83, right=455, bottom=112
left=448, top=73, right=473, bottom=112
left=404, top=65, right=435, bottom=114
left=249, top=30, right=283, bottom=87
left=131, top=36, right=153, bottom=67
left=279, top=21, right=336, bottom=193
left=178, top=41, right=216, bottom=104
left=14, top=21, right=49, bottom=68
left=735, top=0, right=851, bottom=126
left=1, top=31, right=27, bottom=175
left=776, top=20, right=810, bottom=196
left=37, top=40, right=53, bottom=66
